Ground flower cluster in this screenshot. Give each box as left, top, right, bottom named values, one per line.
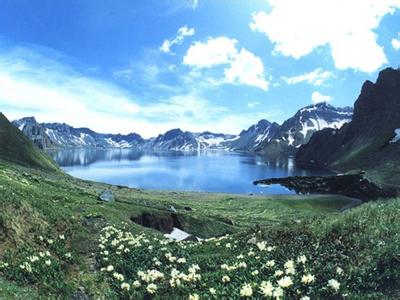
left=0, top=233, right=73, bottom=292
left=97, top=226, right=346, bottom=299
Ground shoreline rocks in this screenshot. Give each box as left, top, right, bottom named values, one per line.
left=254, top=174, right=397, bottom=201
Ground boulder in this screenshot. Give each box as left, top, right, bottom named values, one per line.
left=98, top=190, right=114, bottom=202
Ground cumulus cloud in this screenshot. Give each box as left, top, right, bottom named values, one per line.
left=183, top=37, right=238, bottom=67
left=392, top=35, right=400, bottom=50
left=0, top=46, right=268, bottom=137
left=250, top=0, right=400, bottom=72
left=224, top=49, right=269, bottom=90
left=311, top=91, right=332, bottom=104
left=282, top=68, right=334, bottom=86
left=183, top=37, right=269, bottom=90
left=160, top=25, right=195, bottom=54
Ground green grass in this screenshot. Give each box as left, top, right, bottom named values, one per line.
left=0, top=278, right=39, bottom=299
left=0, top=159, right=399, bottom=298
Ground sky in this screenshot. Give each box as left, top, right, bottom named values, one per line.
left=0, top=0, right=399, bottom=138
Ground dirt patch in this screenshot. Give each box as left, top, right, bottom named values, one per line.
left=131, top=212, right=184, bottom=233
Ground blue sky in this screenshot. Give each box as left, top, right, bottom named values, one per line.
left=0, top=0, right=399, bottom=137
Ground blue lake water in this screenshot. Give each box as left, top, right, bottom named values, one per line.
left=48, top=149, right=329, bottom=195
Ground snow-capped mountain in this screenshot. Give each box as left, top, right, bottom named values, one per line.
left=13, top=102, right=352, bottom=153
left=12, top=117, right=57, bottom=149
left=255, top=102, right=353, bottom=155
left=296, top=68, right=400, bottom=184
left=228, top=119, right=280, bottom=151
left=145, top=129, right=236, bottom=151
left=12, top=118, right=144, bottom=148
left=12, top=119, right=235, bottom=151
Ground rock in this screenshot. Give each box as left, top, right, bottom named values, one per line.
left=83, top=215, right=107, bottom=234
left=182, top=235, right=198, bottom=242
left=247, top=237, right=257, bottom=245
left=71, top=286, right=89, bottom=300
left=183, top=206, right=193, bottom=211
left=131, top=212, right=183, bottom=233
left=221, top=218, right=235, bottom=226
left=254, top=174, right=397, bottom=201
left=98, top=190, right=114, bottom=202
left=168, top=205, right=177, bottom=213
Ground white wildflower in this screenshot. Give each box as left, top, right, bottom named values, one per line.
left=146, top=283, right=157, bottom=294
left=240, top=283, right=253, bottom=297
left=259, top=281, right=274, bottom=297
left=327, top=279, right=340, bottom=292
left=277, top=276, right=293, bottom=288
left=301, top=274, right=315, bottom=284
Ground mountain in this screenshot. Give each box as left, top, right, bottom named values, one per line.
left=12, top=117, right=57, bottom=149
left=296, top=68, right=400, bottom=185
left=228, top=119, right=281, bottom=151
left=12, top=118, right=145, bottom=148
left=145, top=129, right=235, bottom=151
left=13, top=103, right=352, bottom=153
left=0, top=113, right=58, bottom=171
left=255, top=102, right=353, bottom=155
left=13, top=119, right=235, bottom=151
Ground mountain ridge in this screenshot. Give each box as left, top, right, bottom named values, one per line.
left=296, top=67, right=400, bottom=185
left=11, top=102, right=352, bottom=153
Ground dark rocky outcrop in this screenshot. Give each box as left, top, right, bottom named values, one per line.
left=12, top=117, right=56, bottom=149
left=296, top=68, right=400, bottom=183
left=254, top=174, right=397, bottom=201
left=131, top=212, right=183, bottom=233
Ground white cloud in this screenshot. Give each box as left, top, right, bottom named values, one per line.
left=224, top=49, right=269, bottom=90
left=191, top=0, right=199, bottom=9
left=0, top=46, right=271, bottom=138
left=392, top=35, right=400, bottom=50
left=247, top=101, right=261, bottom=108
left=250, top=0, right=400, bottom=72
left=160, top=25, right=195, bottom=54
left=282, top=68, right=334, bottom=86
left=311, top=91, right=332, bottom=104
left=183, top=37, right=269, bottom=90
left=183, top=37, right=238, bottom=67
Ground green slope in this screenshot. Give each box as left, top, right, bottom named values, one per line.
left=0, top=110, right=398, bottom=298
left=0, top=113, right=59, bottom=171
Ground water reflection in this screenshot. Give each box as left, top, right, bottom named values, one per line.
left=48, top=148, right=329, bottom=194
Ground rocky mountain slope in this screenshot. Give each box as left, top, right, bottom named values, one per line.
left=12, top=118, right=235, bottom=151
left=228, top=119, right=280, bottom=151
left=232, top=103, right=352, bottom=154
left=13, top=117, right=57, bottom=149
left=13, top=102, right=352, bottom=153
left=13, top=118, right=144, bottom=148
left=296, top=67, right=400, bottom=185
left=0, top=113, right=58, bottom=171
left=144, top=129, right=235, bottom=151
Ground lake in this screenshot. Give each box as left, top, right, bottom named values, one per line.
left=48, top=149, right=329, bottom=195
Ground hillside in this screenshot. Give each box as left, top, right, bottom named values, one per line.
left=296, top=68, right=400, bottom=186
left=0, top=110, right=399, bottom=298
left=0, top=113, right=59, bottom=171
